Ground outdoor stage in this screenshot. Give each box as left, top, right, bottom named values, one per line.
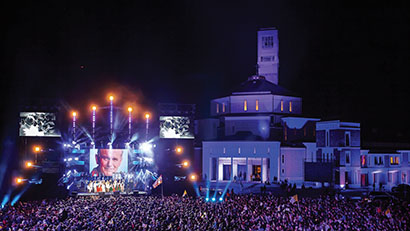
left=74, top=191, right=148, bottom=197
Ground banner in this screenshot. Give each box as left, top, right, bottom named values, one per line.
left=290, top=194, right=298, bottom=204
left=153, top=175, right=163, bottom=189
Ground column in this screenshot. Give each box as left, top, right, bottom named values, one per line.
left=260, top=158, right=263, bottom=183
left=246, top=157, right=248, bottom=182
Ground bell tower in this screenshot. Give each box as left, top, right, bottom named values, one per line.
left=257, top=28, right=279, bottom=84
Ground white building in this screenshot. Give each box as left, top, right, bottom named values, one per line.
left=198, top=28, right=410, bottom=190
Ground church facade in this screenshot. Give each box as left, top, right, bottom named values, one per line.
left=198, top=28, right=410, bottom=189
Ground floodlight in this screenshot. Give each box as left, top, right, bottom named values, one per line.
left=140, top=142, right=153, bottom=153
left=190, top=174, right=197, bottom=181
left=33, top=146, right=41, bottom=153
left=175, top=146, right=183, bottom=154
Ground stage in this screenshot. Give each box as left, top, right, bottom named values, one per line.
left=72, top=191, right=148, bottom=197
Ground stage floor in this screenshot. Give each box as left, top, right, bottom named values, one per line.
left=75, top=191, right=148, bottom=196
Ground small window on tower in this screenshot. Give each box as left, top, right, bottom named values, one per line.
left=216, top=103, right=219, bottom=113
left=244, top=100, right=247, bottom=111
left=222, top=103, right=225, bottom=113
left=262, top=36, right=274, bottom=48
left=256, top=100, right=259, bottom=111
left=289, top=101, right=292, bottom=112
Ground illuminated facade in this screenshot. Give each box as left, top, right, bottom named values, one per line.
left=199, top=28, right=410, bottom=189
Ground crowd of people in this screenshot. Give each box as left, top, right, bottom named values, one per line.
left=1, top=193, right=408, bottom=230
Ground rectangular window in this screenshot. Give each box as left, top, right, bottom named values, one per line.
left=289, top=101, right=292, bottom=112
left=284, top=127, right=287, bottom=141
left=281, top=155, right=285, bottom=164
left=374, top=156, right=378, bottom=165
left=216, top=103, right=219, bottom=113
left=222, top=103, right=225, bottom=112
left=303, top=127, right=306, bottom=136
left=262, top=36, right=274, bottom=48
left=256, top=100, right=259, bottom=111
left=390, top=156, right=399, bottom=165
left=326, top=131, right=329, bottom=147
left=345, top=132, right=351, bottom=147
left=361, top=155, right=366, bottom=167
left=244, top=100, right=247, bottom=111
left=379, top=156, right=383, bottom=165
left=346, top=151, right=351, bottom=165
left=280, top=100, right=283, bottom=112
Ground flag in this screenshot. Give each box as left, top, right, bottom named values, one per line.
left=182, top=190, right=188, bottom=197
left=385, top=209, right=391, bottom=218
left=290, top=194, right=298, bottom=204
left=153, top=175, right=162, bottom=189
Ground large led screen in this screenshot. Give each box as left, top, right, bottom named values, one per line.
left=89, top=149, right=129, bottom=176
left=19, top=112, right=61, bottom=137
left=159, top=116, right=194, bottom=139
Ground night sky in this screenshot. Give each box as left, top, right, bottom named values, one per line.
left=2, top=1, right=410, bottom=143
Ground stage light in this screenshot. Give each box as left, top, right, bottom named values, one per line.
left=128, top=107, right=132, bottom=112
left=190, top=174, right=197, bottom=181
left=26, top=161, right=33, bottom=168
left=33, top=146, right=41, bottom=153
left=109, top=95, right=114, bottom=101
left=74, top=157, right=79, bottom=161
left=72, top=141, right=76, bottom=145
left=145, top=113, right=150, bottom=119
left=140, top=142, right=153, bottom=153
left=92, top=105, right=97, bottom=111
left=16, top=178, right=23, bottom=184
left=64, top=159, right=67, bottom=162
left=182, top=161, right=189, bottom=167
left=219, top=197, right=223, bottom=202
left=205, top=198, right=209, bottom=202
left=72, top=111, right=77, bottom=117
left=68, top=158, right=72, bottom=161
left=211, top=197, right=216, bottom=202
left=175, top=146, right=183, bottom=154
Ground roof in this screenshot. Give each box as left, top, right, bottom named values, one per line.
left=231, top=76, right=299, bottom=97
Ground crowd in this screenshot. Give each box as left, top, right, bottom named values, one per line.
left=1, top=193, right=408, bottom=230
